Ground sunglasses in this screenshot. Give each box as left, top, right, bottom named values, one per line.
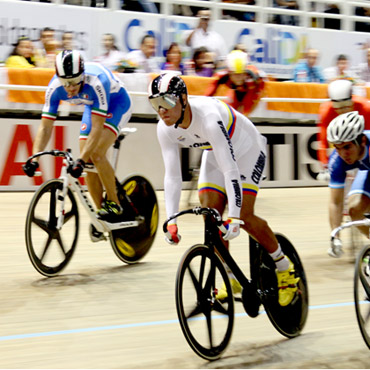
left=332, top=99, right=353, bottom=109
left=59, top=75, right=84, bottom=87
left=149, top=94, right=178, bottom=112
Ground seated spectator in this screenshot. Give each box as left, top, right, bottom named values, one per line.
left=160, top=42, right=185, bottom=75
left=5, top=36, right=36, bottom=68
left=205, top=50, right=266, bottom=115
left=126, top=34, right=160, bottom=73
left=61, top=31, right=88, bottom=61
left=122, top=0, right=158, bottom=12
left=293, top=48, right=325, bottom=83
left=323, top=54, right=357, bottom=83
left=94, top=33, right=124, bottom=71
left=222, top=0, right=256, bottom=22
left=356, top=48, right=370, bottom=85
left=355, top=7, right=370, bottom=33
left=324, top=5, right=341, bottom=30
left=33, top=27, right=60, bottom=68
left=185, top=9, right=227, bottom=66
left=185, top=47, right=215, bottom=77
left=272, top=0, right=299, bottom=26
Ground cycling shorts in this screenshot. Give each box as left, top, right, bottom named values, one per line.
left=198, top=136, right=267, bottom=198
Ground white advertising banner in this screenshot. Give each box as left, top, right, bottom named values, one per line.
left=0, top=118, right=324, bottom=191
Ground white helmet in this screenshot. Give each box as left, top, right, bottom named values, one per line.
left=226, top=50, right=249, bottom=74
left=327, top=111, right=364, bottom=144
left=328, top=79, right=352, bottom=101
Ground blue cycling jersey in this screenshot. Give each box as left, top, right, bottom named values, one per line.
left=329, top=131, right=370, bottom=189
left=42, top=62, right=131, bottom=121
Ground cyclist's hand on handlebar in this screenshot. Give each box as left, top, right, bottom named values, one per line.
left=22, top=161, right=39, bottom=177
left=218, top=218, right=244, bottom=241
left=165, top=224, right=181, bottom=245
left=69, top=158, right=86, bottom=178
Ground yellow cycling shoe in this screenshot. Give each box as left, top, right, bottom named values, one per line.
left=216, top=278, right=242, bottom=300
left=276, top=260, right=300, bottom=307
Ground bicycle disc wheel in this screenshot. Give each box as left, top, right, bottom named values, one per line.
left=175, top=244, right=234, bottom=361
left=25, top=179, right=79, bottom=277
left=354, top=245, right=370, bottom=349
left=257, top=234, right=308, bottom=338
left=110, top=175, right=158, bottom=264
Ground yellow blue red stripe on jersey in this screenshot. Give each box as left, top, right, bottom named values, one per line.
left=198, top=182, right=259, bottom=197
left=219, top=100, right=236, bottom=139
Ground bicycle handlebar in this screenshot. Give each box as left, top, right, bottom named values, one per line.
left=162, top=207, right=223, bottom=233
left=25, top=150, right=74, bottom=167
left=331, top=217, right=370, bottom=240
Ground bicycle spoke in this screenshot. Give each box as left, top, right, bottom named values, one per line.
left=187, top=264, right=202, bottom=298
left=213, top=299, right=229, bottom=315
left=55, top=232, right=67, bottom=256
left=205, top=311, right=214, bottom=349
left=40, top=235, right=53, bottom=261
left=63, top=209, right=75, bottom=225
left=186, top=304, right=203, bottom=319
left=48, top=188, right=57, bottom=225
left=32, top=217, right=51, bottom=233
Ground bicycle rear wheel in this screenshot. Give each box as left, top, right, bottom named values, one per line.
left=110, top=175, right=158, bottom=264
left=25, top=179, right=79, bottom=277
left=175, top=244, right=234, bottom=361
left=354, top=244, right=370, bottom=349
left=256, top=234, right=308, bottom=338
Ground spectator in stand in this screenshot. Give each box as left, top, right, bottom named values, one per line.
left=94, top=33, right=124, bottom=71
left=272, top=0, right=299, bottom=26
left=160, top=42, right=185, bottom=75
left=185, top=9, right=227, bottom=67
left=324, top=5, right=341, bottom=30
left=33, top=27, right=60, bottom=68
left=222, top=0, right=256, bottom=22
left=317, top=79, right=370, bottom=166
left=5, top=36, right=36, bottom=68
left=323, top=54, right=357, bottom=83
left=355, top=7, right=370, bottom=33
left=61, top=31, right=88, bottom=61
left=186, top=47, right=215, bottom=77
left=126, top=34, right=160, bottom=73
left=293, top=48, right=325, bottom=83
left=205, top=50, right=265, bottom=115
left=356, top=48, right=370, bottom=85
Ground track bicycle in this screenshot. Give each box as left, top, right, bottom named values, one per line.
left=24, top=128, right=158, bottom=277
left=163, top=207, right=309, bottom=361
left=331, top=217, right=370, bottom=350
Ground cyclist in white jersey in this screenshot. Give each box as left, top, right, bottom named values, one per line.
left=23, top=50, right=132, bottom=241
left=148, top=73, right=299, bottom=306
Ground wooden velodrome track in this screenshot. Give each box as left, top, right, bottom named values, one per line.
left=0, top=187, right=370, bottom=369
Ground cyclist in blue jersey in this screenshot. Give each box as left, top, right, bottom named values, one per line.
left=327, top=111, right=370, bottom=257
left=23, top=50, right=132, bottom=241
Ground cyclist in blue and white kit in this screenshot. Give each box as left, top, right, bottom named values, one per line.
left=23, top=50, right=132, bottom=241
left=148, top=73, right=300, bottom=306
left=327, top=111, right=370, bottom=257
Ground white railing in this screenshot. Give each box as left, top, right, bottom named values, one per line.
left=0, top=83, right=329, bottom=103
left=23, top=0, right=370, bottom=32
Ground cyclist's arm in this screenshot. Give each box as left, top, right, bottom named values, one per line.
left=157, top=123, right=183, bottom=219
left=317, top=103, right=333, bottom=166
left=203, top=115, right=242, bottom=219
left=32, top=117, right=54, bottom=161
left=329, top=187, right=345, bottom=230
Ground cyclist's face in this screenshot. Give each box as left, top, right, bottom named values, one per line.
left=229, top=72, right=247, bottom=87
left=157, top=97, right=183, bottom=126
left=334, top=141, right=362, bottom=164
left=332, top=99, right=353, bottom=115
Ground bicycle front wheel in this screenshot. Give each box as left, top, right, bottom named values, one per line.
left=25, top=179, right=79, bottom=277
left=110, top=175, right=158, bottom=264
left=257, top=234, right=309, bottom=338
left=354, top=244, right=370, bottom=349
left=176, top=244, right=234, bottom=361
